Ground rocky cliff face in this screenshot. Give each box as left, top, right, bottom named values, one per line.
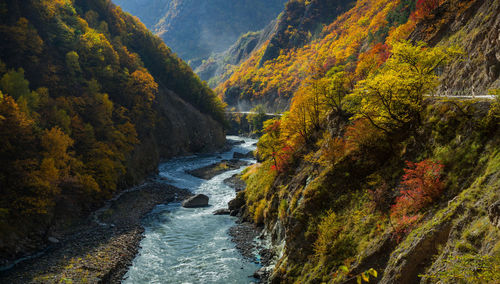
left=410, top=0, right=500, bottom=96
left=196, top=20, right=279, bottom=87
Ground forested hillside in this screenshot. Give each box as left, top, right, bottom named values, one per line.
left=0, top=0, right=225, bottom=264
left=220, top=0, right=500, bottom=282
left=113, top=0, right=287, bottom=68
left=217, top=0, right=499, bottom=112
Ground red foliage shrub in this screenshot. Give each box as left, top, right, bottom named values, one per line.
left=390, top=160, right=444, bottom=241
left=414, top=0, right=440, bottom=20
left=394, top=160, right=444, bottom=214
left=271, top=145, right=294, bottom=173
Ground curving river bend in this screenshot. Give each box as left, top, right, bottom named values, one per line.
left=122, top=136, right=260, bottom=283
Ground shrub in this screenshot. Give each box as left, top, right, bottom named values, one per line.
left=390, top=160, right=444, bottom=240
left=392, top=160, right=444, bottom=217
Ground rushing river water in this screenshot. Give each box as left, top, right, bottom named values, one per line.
left=122, top=136, right=260, bottom=284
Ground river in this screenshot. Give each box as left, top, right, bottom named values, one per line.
left=122, top=136, right=260, bottom=283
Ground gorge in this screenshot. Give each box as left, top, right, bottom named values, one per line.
left=0, top=0, right=499, bottom=283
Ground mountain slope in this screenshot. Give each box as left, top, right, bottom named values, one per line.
left=0, top=0, right=224, bottom=265
left=217, top=0, right=499, bottom=112
left=113, top=0, right=287, bottom=68
left=220, top=0, right=500, bottom=282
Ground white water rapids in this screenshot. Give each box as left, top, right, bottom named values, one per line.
left=122, top=136, right=260, bottom=283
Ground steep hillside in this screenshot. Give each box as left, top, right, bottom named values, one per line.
left=222, top=0, right=500, bottom=283
left=0, top=0, right=225, bottom=265
left=216, top=0, right=389, bottom=111
left=217, top=0, right=499, bottom=111
left=197, top=0, right=355, bottom=88
left=196, top=22, right=278, bottom=88
left=409, top=0, right=500, bottom=96
left=113, top=0, right=287, bottom=68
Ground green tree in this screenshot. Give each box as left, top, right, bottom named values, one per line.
left=247, top=104, right=267, bottom=134
left=0, top=68, right=30, bottom=100
left=66, top=51, right=81, bottom=76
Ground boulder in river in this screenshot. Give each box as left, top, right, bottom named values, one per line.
left=48, top=237, right=60, bottom=244
left=213, top=209, right=231, bottom=215
left=182, top=194, right=209, bottom=208
left=233, top=151, right=254, bottom=159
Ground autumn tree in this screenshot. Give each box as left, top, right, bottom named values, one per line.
left=350, top=40, right=459, bottom=133
left=258, top=119, right=282, bottom=169
left=23, top=127, right=76, bottom=214
left=322, top=66, right=353, bottom=115
left=392, top=160, right=444, bottom=216
left=0, top=95, right=37, bottom=214
left=126, top=68, right=158, bottom=105
left=0, top=68, right=31, bottom=100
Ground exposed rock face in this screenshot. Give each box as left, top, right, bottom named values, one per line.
left=182, top=194, right=210, bottom=208
left=489, top=200, right=500, bottom=228
left=380, top=218, right=454, bottom=283
left=410, top=0, right=500, bottom=96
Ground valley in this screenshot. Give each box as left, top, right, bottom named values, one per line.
left=0, top=0, right=498, bottom=283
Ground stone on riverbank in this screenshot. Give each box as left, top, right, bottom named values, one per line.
left=182, top=194, right=210, bottom=208
left=233, top=151, right=254, bottom=159
left=223, top=174, right=246, bottom=192
left=229, top=192, right=245, bottom=211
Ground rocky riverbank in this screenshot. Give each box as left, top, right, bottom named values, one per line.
left=0, top=181, right=191, bottom=283
left=225, top=174, right=276, bottom=283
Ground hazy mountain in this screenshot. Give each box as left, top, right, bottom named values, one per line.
left=113, top=0, right=287, bottom=67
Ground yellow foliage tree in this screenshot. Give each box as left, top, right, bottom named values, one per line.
left=350, top=40, right=460, bottom=133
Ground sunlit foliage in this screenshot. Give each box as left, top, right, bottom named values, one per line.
left=350, top=41, right=460, bottom=133
left=0, top=0, right=224, bottom=225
